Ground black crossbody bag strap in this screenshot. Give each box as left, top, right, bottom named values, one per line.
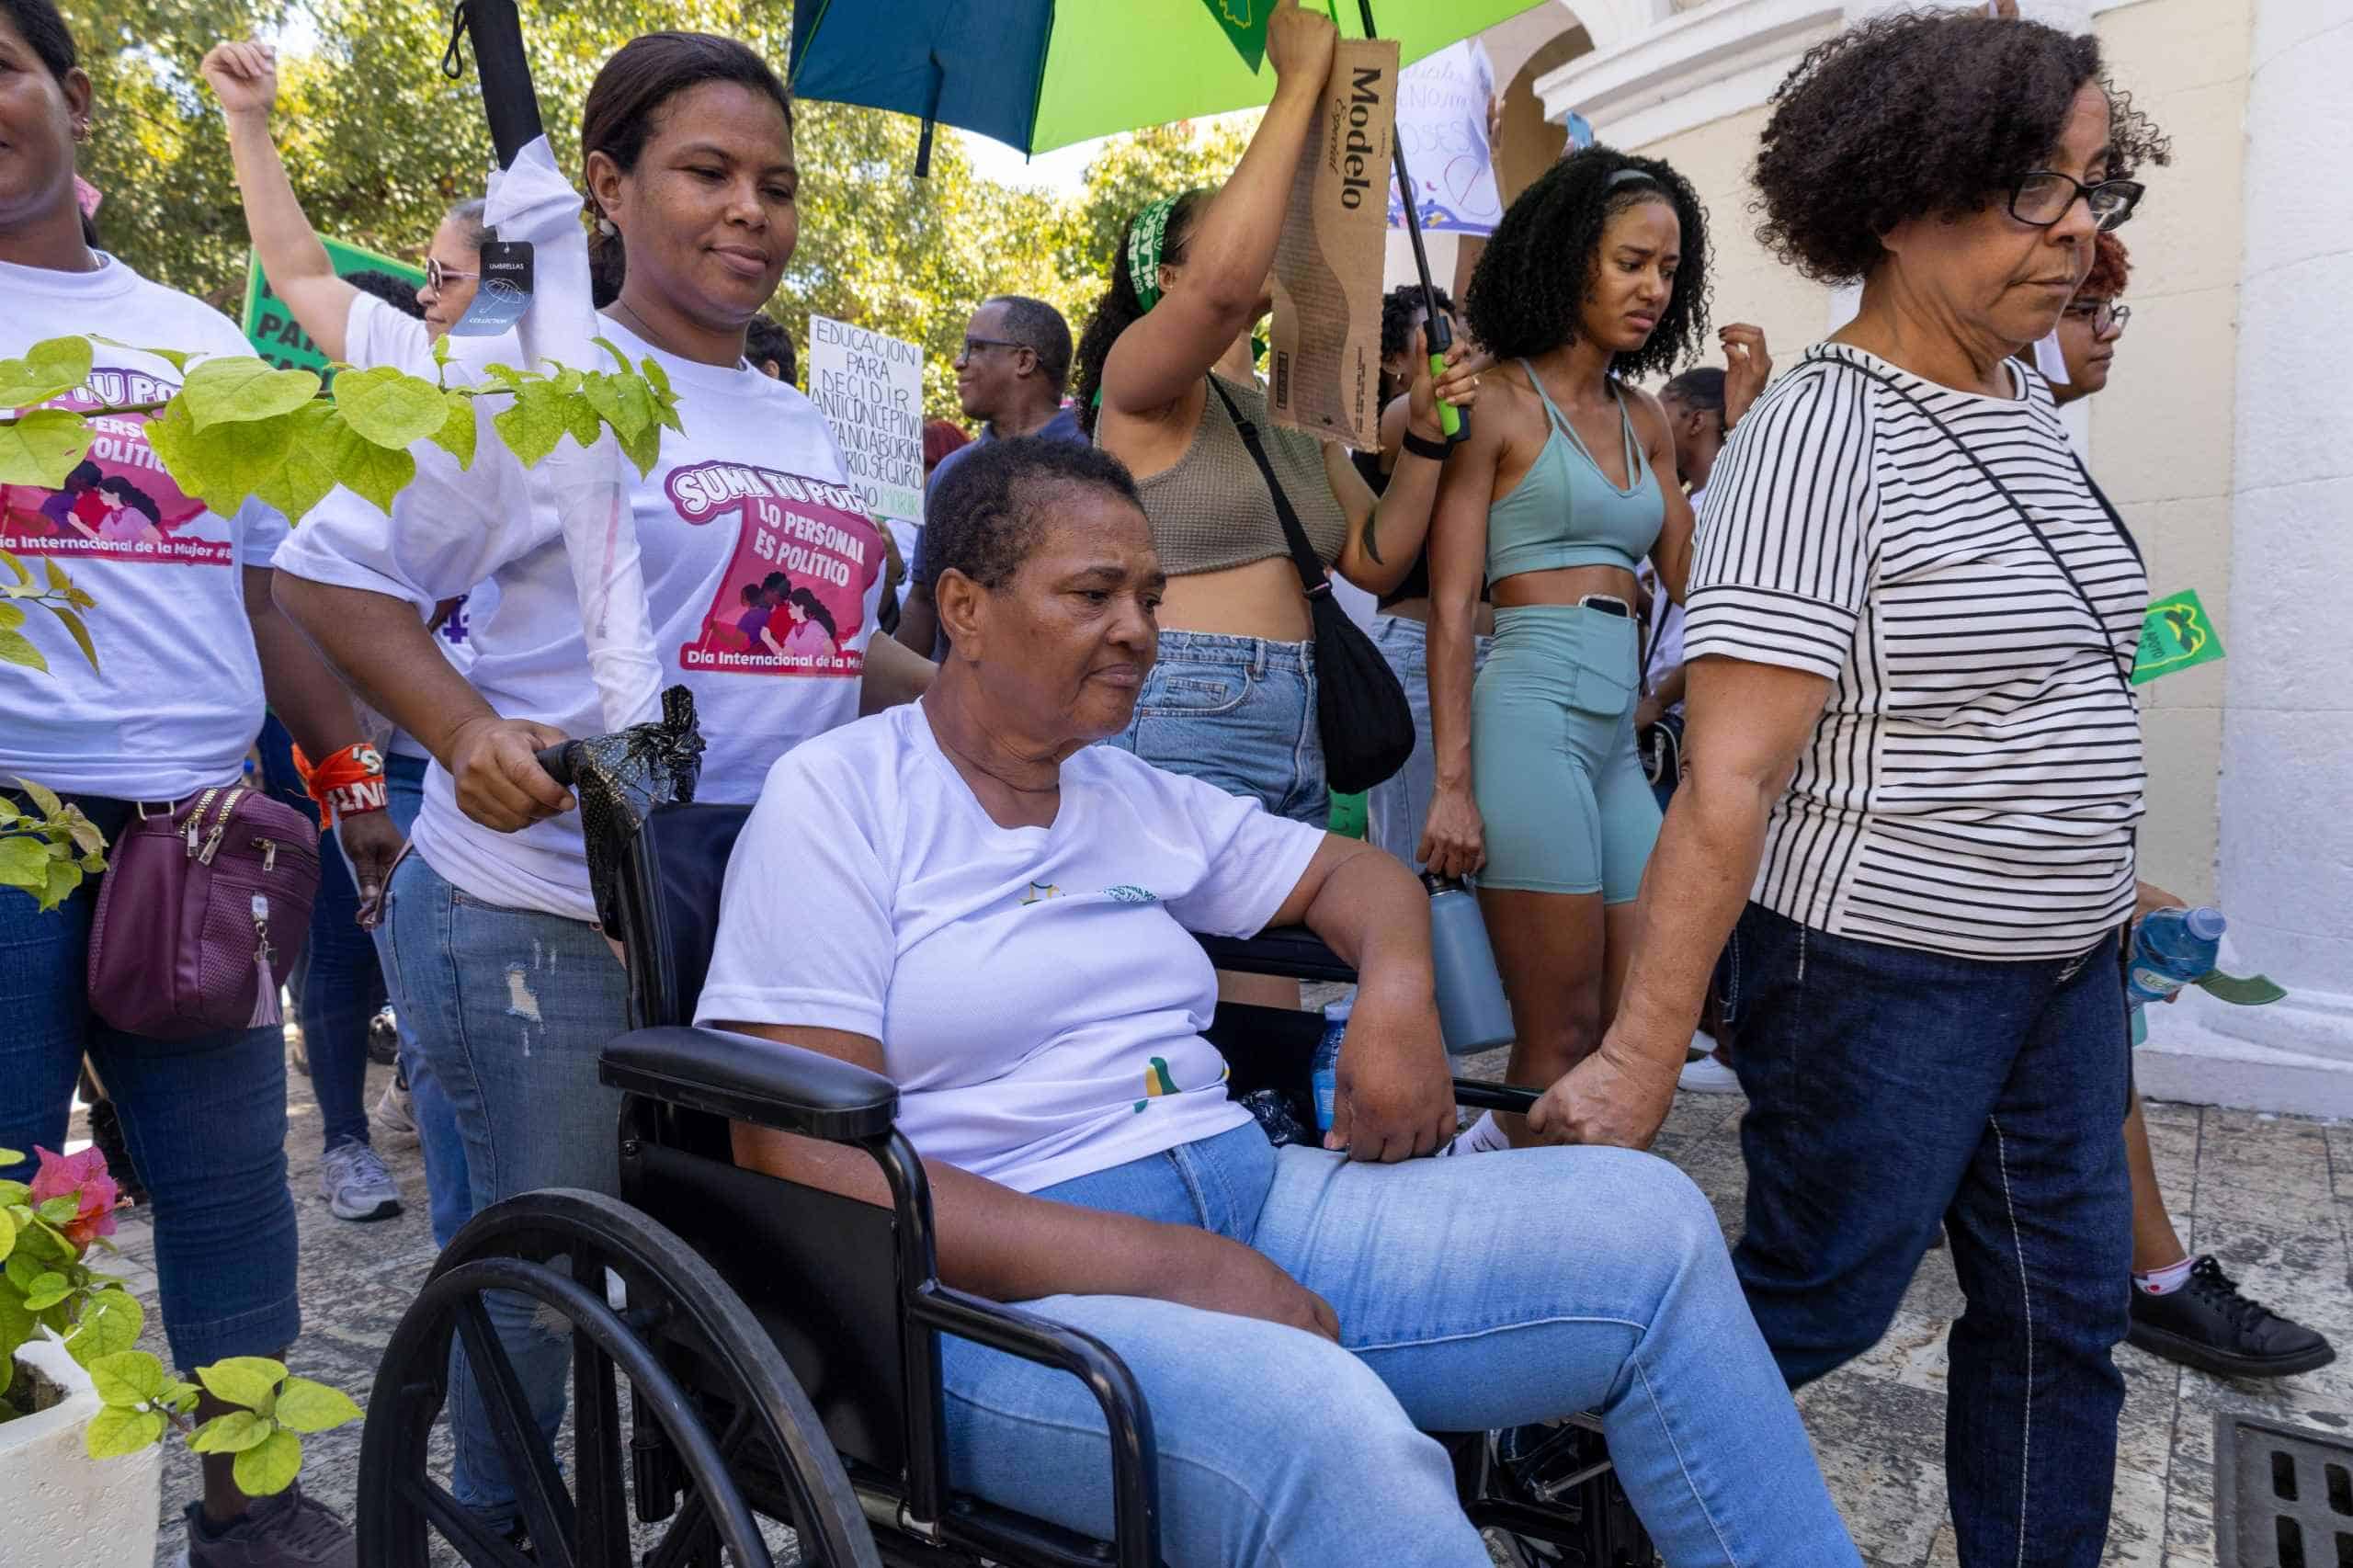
left=1820, top=356, right=2141, bottom=698
left=1208, top=378, right=1329, bottom=601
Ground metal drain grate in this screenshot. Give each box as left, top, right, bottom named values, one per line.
left=2216, top=1413, right=2353, bottom=1568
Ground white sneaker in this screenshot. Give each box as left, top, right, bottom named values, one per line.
left=1677, top=1051, right=1745, bottom=1096
left=371, top=1074, right=418, bottom=1148
left=318, top=1140, right=403, bottom=1221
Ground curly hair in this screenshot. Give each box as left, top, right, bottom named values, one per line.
left=1380, top=283, right=1455, bottom=362
left=926, top=437, right=1142, bottom=592
left=1463, top=146, right=1711, bottom=384
left=1071, top=188, right=1212, bottom=435
left=1755, top=13, right=2170, bottom=287
left=2079, top=232, right=2132, bottom=301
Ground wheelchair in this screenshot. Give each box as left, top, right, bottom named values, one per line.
left=354, top=799, right=1658, bottom=1567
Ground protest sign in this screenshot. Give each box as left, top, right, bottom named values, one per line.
left=240, top=239, right=422, bottom=375
left=1270, top=39, right=1399, bottom=450
left=2132, top=587, right=2226, bottom=685
left=1385, top=40, right=1500, bottom=238
left=804, top=315, right=926, bottom=527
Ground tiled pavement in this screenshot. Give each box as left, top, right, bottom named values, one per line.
left=90, top=1057, right=2353, bottom=1566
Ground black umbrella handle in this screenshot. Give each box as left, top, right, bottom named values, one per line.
left=449, top=0, right=545, bottom=169
left=1358, top=0, right=1467, bottom=442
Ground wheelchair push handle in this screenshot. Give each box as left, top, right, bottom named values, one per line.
left=535, top=740, right=581, bottom=789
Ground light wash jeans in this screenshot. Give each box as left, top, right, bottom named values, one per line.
left=1366, top=614, right=1491, bottom=874
left=1100, top=631, right=1325, bottom=825
left=377, top=850, right=627, bottom=1524
left=942, top=1122, right=1861, bottom=1568
left=373, top=753, right=472, bottom=1249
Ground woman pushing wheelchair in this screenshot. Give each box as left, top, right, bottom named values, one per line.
left=697, top=437, right=1859, bottom=1567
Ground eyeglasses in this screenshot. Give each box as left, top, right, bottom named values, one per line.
left=957, top=336, right=1026, bottom=363
left=425, top=257, right=478, bottom=294
left=2063, top=299, right=2131, bottom=335
left=2008, top=171, right=2144, bottom=233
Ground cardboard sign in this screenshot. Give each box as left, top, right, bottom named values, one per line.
left=240, top=238, right=423, bottom=375
left=1269, top=38, right=1399, bottom=450
left=1385, top=40, right=1501, bottom=238
left=804, top=315, right=926, bottom=527
left=2132, top=587, right=2226, bottom=685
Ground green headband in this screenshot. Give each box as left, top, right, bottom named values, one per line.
left=1126, top=195, right=1182, bottom=313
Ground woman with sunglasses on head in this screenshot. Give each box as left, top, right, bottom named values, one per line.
left=204, top=37, right=498, bottom=1240
left=1073, top=0, right=1476, bottom=837
left=1415, top=146, right=1709, bottom=1157
left=273, top=30, right=932, bottom=1545
left=1563, top=15, right=2168, bottom=1565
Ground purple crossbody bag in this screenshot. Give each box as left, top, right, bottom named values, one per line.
left=86, top=783, right=323, bottom=1040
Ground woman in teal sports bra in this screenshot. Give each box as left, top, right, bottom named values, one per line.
left=1424, top=147, right=1711, bottom=1152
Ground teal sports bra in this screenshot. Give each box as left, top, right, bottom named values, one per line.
left=1485, top=360, right=1665, bottom=584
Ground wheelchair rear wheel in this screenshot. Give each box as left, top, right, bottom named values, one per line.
left=357, top=1187, right=881, bottom=1568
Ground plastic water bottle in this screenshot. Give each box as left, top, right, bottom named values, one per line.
left=1311, top=993, right=1352, bottom=1132
left=1426, top=875, right=1514, bottom=1054
left=2126, top=906, right=2225, bottom=1011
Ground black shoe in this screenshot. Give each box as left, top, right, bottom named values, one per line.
left=2128, top=1255, right=2336, bottom=1379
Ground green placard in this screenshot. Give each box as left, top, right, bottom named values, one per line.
left=240, top=238, right=424, bottom=376
left=2131, top=588, right=2226, bottom=686
left=1328, top=790, right=1368, bottom=840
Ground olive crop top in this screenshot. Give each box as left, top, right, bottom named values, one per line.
left=1485, top=362, right=1664, bottom=584
left=1128, top=373, right=1349, bottom=576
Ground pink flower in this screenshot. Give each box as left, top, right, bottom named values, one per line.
left=28, top=1145, right=120, bottom=1251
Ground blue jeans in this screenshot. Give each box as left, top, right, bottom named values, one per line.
left=377, top=850, right=628, bottom=1522
left=0, top=793, right=301, bottom=1371
left=1718, top=902, right=2131, bottom=1568
left=375, top=752, right=472, bottom=1248
left=1102, top=631, right=1325, bottom=824
left=941, top=1122, right=1859, bottom=1568
left=256, top=714, right=386, bottom=1152
left=1366, top=614, right=1489, bottom=873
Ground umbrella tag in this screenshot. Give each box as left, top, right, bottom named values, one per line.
left=449, top=240, right=535, bottom=336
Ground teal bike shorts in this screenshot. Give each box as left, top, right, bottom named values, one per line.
left=1470, top=602, right=1662, bottom=902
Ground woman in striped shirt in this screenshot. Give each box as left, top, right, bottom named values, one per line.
left=1521, top=14, right=2170, bottom=1568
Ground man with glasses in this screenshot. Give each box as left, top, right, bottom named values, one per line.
left=897, top=296, right=1084, bottom=656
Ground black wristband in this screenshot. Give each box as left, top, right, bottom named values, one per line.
left=1401, top=428, right=1451, bottom=462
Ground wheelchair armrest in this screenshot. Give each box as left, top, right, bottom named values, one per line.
left=1195, top=926, right=1357, bottom=983
left=601, top=1025, right=897, bottom=1143
left=910, top=1285, right=1159, bottom=1568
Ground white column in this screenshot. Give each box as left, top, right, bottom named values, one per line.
left=2138, top=0, right=2353, bottom=1113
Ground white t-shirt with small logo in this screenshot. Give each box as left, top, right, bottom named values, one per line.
left=696, top=702, right=1325, bottom=1192
left=0, top=255, right=289, bottom=801
left=277, top=316, right=885, bottom=921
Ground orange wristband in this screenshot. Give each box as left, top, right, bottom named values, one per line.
left=290, top=742, right=388, bottom=826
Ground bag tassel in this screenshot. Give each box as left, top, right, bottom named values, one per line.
left=249, top=893, right=282, bottom=1028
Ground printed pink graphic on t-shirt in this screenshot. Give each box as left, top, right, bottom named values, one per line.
left=0, top=369, right=229, bottom=566
left=671, top=461, right=881, bottom=677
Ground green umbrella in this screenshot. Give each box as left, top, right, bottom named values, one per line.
left=788, top=0, right=1545, bottom=156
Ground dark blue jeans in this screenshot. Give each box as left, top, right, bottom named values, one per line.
left=256, top=714, right=386, bottom=1151
left=0, top=794, right=301, bottom=1371
left=1718, top=902, right=2131, bottom=1568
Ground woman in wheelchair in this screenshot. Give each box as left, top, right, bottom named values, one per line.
left=692, top=437, right=1859, bottom=1568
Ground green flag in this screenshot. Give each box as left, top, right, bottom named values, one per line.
left=240, top=239, right=423, bottom=380
left=1199, top=0, right=1270, bottom=71
left=2131, top=587, right=2226, bottom=686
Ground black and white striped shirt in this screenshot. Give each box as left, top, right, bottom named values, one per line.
left=1683, top=344, right=2146, bottom=961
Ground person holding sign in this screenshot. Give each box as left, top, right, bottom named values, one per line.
left=273, top=32, right=932, bottom=1546
left=1073, top=0, right=1477, bottom=830
left=201, top=40, right=488, bottom=370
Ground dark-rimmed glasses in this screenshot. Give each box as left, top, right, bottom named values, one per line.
left=2063, top=299, right=2131, bottom=336
left=2009, top=172, right=2143, bottom=233
left=957, top=335, right=1026, bottom=364
left=425, top=256, right=477, bottom=294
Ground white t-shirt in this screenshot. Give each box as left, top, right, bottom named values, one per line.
left=696, top=702, right=1325, bottom=1193
left=276, top=317, right=885, bottom=921
left=0, top=255, right=289, bottom=800
left=1684, top=344, right=2145, bottom=960
left=340, top=292, right=506, bottom=759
